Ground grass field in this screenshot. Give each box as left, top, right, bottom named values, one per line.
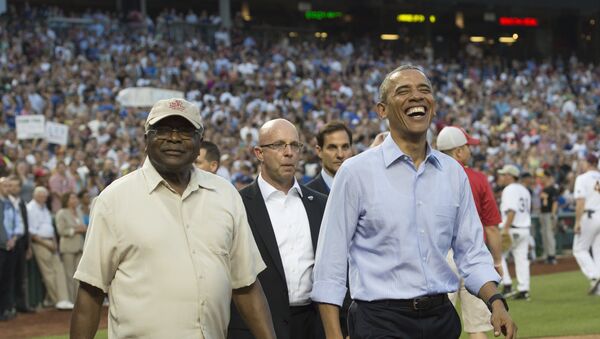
left=459, top=271, right=600, bottom=338
left=36, top=271, right=599, bottom=339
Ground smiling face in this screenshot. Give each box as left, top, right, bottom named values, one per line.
left=145, top=116, right=201, bottom=175
left=377, top=68, right=436, bottom=140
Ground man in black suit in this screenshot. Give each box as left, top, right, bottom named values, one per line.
left=7, top=175, right=34, bottom=313
left=307, top=121, right=353, bottom=195
left=229, top=119, right=327, bottom=339
left=306, top=121, right=353, bottom=337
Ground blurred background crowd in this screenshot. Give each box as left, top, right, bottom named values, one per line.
left=0, top=1, right=599, bottom=322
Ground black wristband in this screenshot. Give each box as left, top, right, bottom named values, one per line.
left=486, top=293, right=509, bottom=312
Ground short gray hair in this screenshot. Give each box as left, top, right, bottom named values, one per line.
left=33, top=186, right=49, bottom=196
left=378, top=64, right=431, bottom=103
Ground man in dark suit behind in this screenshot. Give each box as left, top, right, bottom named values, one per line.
left=7, top=175, right=35, bottom=313
left=307, top=121, right=353, bottom=195
left=306, top=121, right=353, bottom=337
left=229, top=119, right=326, bottom=339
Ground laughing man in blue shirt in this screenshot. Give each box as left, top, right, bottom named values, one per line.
left=311, top=65, right=517, bottom=339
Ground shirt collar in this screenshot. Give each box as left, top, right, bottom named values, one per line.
left=142, top=157, right=216, bottom=195
left=320, top=169, right=334, bottom=189
left=381, top=133, right=442, bottom=170
left=257, top=173, right=303, bottom=201
left=8, top=196, right=19, bottom=205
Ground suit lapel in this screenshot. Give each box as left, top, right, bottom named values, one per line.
left=317, top=174, right=330, bottom=194
left=242, top=181, right=287, bottom=283
left=300, top=186, right=321, bottom=252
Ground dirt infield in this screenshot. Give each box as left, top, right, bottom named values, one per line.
left=0, top=257, right=583, bottom=339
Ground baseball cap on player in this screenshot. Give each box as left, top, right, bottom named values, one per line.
left=436, top=126, right=480, bottom=151
left=497, top=164, right=520, bottom=178
left=145, top=98, right=203, bottom=132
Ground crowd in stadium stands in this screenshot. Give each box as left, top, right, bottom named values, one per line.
left=0, top=3, right=599, bottom=320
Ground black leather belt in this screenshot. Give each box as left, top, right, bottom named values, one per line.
left=584, top=210, right=596, bottom=218
left=357, top=294, right=449, bottom=311
left=510, top=225, right=530, bottom=229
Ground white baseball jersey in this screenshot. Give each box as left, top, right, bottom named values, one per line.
left=574, top=170, right=600, bottom=210
left=501, top=183, right=532, bottom=228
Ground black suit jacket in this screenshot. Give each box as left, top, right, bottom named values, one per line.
left=0, top=199, right=8, bottom=250
left=228, top=180, right=327, bottom=339
left=15, top=199, right=29, bottom=249
left=306, top=173, right=330, bottom=196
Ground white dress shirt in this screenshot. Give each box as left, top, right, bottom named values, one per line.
left=27, top=200, right=55, bottom=238
left=258, top=174, right=314, bottom=305
left=320, top=169, right=334, bottom=190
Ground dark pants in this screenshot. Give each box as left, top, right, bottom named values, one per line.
left=13, top=238, right=29, bottom=310
left=227, top=304, right=324, bottom=339
left=348, top=296, right=461, bottom=339
left=290, top=305, right=324, bottom=339
left=0, top=249, right=17, bottom=314
left=341, top=293, right=352, bottom=337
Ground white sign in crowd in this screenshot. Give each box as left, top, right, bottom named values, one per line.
left=16, top=115, right=69, bottom=146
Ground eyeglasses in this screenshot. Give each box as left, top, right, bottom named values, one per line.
left=147, top=126, right=203, bottom=140
left=259, top=141, right=304, bottom=153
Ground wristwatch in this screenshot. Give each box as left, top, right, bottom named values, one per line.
left=486, top=293, right=509, bottom=312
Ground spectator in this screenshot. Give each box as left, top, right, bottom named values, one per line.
left=27, top=186, right=73, bottom=310
left=55, top=192, right=86, bottom=302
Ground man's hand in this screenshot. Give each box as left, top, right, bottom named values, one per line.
left=574, top=222, right=581, bottom=234
left=490, top=301, right=517, bottom=338
left=44, top=239, right=57, bottom=252
left=369, top=132, right=388, bottom=148
left=7, top=237, right=16, bottom=251
left=501, top=232, right=512, bottom=252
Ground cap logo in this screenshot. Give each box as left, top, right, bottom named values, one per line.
left=168, top=100, right=186, bottom=112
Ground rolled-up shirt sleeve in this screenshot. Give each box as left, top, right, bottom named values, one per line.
left=452, top=175, right=501, bottom=296
left=311, top=164, right=359, bottom=307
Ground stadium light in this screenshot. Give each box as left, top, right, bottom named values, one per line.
left=289, top=32, right=299, bottom=38
left=470, top=36, right=485, bottom=43
left=499, top=36, right=516, bottom=43
left=512, top=33, right=519, bottom=40
left=380, top=34, right=400, bottom=41
left=455, top=12, right=464, bottom=29
left=241, top=2, right=251, bottom=21
left=314, top=32, right=328, bottom=39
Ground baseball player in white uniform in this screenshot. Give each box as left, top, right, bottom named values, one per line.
left=573, top=154, right=600, bottom=295
left=497, top=164, right=532, bottom=300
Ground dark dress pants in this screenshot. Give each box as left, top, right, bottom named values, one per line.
left=0, top=249, right=17, bottom=314
left=348, top=298, right=461, bottom=339
left=290, top=304, right=324, bottom=339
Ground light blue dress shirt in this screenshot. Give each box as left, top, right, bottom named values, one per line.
left=311, top=135, right=500, bottom=306
left=2, top=198, right=24, bottom=240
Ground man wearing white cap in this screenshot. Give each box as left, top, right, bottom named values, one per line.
left=437, top=126, right=503, bottom=339
left=71, top=99, right=276, bottom=339
left=497, top=164, right=532, bottom=301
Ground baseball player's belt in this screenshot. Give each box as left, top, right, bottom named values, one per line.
left=584, top=209, right=596, bottom=218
